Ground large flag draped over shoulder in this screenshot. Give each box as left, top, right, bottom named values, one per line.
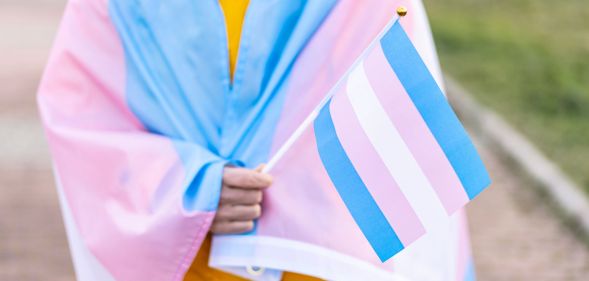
left=38, top=0, right=479, bottom=280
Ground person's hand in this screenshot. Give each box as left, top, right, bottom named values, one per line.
left=211, top=166, right=272, bottom=234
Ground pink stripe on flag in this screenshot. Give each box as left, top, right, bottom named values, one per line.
left=363, top=45, right=470, bottom=214
left=330, top=88, right=425, bottom=246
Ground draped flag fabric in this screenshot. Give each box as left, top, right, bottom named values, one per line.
left=38, top=0, right=480, bottom=280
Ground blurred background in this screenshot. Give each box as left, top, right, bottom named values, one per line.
left=0, top=0, right=588, bottom=280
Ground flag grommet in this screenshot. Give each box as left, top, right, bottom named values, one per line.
left=246, top=265, right=265, bottom=276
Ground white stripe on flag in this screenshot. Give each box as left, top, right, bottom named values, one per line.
left=345, top=63, right=449, bottom=234
left=54, top=170, right=116, bottom=281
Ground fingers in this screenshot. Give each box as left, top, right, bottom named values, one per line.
left=215, top=204, right=262, bottom=221
left=223, top=167, right=272, bottom=189
left=210, top=221, right=254, bottom=234
left=254, top=164, right=266, bottom=172
left=211, top=204, right=261, bottom=234
left=213, top=165, right=269, bottom=235
left=219, top=186, right=263, bottom=205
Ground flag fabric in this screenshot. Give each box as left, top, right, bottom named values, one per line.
left=38, top=0, right=479, bottom=280
left=39, top=0, right=337, bottom=280
left=312, top=19, right=491, bottom=262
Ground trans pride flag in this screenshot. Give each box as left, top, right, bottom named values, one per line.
left=311, top=19, right=491, bottom=262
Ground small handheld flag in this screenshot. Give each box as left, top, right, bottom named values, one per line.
left=265, top=12, right=491, bottom=262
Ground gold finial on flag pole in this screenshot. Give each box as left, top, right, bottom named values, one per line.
left=396, top=6, right=408, bottom=17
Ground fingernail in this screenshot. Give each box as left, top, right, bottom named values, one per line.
left=255, top=163, right=266, bottom=172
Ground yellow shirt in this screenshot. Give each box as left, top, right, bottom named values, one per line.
left=184, top=1, right=321, bottom=280
left=220, top=0, right=249, bottom=79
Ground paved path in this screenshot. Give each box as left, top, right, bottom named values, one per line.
left=1, top=1, right=588, bottom=280
left=468, top=145, right=589, bottom=280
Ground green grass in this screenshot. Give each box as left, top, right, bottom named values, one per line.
left=423, top=0, right=589, bottom=193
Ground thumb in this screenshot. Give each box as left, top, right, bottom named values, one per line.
left=254, top=163, right=266, bottom=173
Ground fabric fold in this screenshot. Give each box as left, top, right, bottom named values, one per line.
left=38, top=1, right=224, bottom=280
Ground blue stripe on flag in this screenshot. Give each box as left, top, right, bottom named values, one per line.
left=314, top=99, right=403, bottom=262
left=464, top=259, right=477, bottom=281
left=379, top=21, right=491, bottom=199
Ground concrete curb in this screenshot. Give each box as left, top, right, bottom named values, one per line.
left=445, top=77, right=589, bottom=237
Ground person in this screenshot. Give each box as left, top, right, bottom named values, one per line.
left=38, top=0, right=475, bottom=280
